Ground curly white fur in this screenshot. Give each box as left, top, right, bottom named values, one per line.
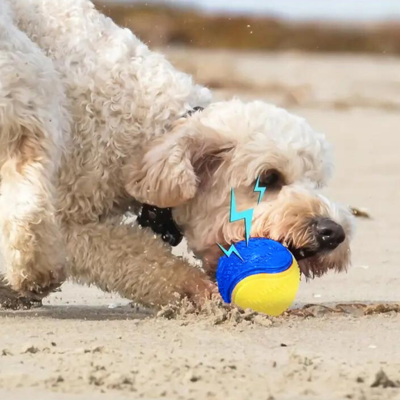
left=0, top=0, right=354, bottom=307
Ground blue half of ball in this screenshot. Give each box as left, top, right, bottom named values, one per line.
left=216, top=238, right=294, bottom=304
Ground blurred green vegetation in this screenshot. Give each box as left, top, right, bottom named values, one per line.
left=95, top=2, right=400, bottom=54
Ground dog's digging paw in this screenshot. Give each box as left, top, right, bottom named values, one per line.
left=0, top=278, right=44, bottom=310
left=7, top=265, right=65, bottom=300
left=182, top=277, right=219, bottom=308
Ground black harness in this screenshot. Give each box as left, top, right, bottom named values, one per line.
left=136, top=106, right=204, bottom=247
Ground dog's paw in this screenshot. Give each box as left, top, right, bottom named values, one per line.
left=7, top=264, right=65, bottom=299
left=182, top=276, right=219, bottom=307
left=0, top=276, right=43, bottom=310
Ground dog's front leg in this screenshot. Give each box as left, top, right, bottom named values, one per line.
left=64, top=218, right=215, bottom=308
left=0, top=150, right=66, bottom=298
left=0, top=16, right=67, bottom=298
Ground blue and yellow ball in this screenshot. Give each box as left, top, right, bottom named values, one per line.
left=216, top=238, right=300, bottom=316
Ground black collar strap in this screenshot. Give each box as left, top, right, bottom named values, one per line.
left=136, top=106, right=204, bottom=246
left=137, top=205, right=183, bottom=247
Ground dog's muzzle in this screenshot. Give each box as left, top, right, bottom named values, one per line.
left=289, top=217, right=346, bottom=261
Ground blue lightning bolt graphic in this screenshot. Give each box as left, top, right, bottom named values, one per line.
left=217, top=179, right=267, bottom=259
left=254, top=176, right=266, bottom=204
left=217, top=243, right=244, bottom=261
left=229, top=189, right=253, bottom=246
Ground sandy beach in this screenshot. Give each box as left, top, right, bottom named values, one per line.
left=1, top=49, right=400, bottom=400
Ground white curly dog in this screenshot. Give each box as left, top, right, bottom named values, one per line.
left=0, top=0, right=353, bottom=308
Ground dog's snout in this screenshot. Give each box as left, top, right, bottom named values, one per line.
left=314, top=218, right=345, bottom=250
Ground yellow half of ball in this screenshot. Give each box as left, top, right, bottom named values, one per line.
left=231, top=259, right=300, bottom=317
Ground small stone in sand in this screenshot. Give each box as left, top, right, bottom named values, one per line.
left=21, top=345, right=40, bottom=354
left=350, top=207, right=371, bottom=219
left=108, top=303, right=122, bottom=309
left=370, top=370, right=399, bottom=388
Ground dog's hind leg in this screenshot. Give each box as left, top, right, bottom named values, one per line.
left=0, top=8, right=68, bottom=298
left=64, top=218, right=215, bottom=308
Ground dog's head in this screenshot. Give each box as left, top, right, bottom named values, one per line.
left=125, top=99, right=354, bottom=277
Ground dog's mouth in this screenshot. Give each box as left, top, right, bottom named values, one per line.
left=286, top=244, right=337, bottom=278
left=288, top=245, right=319, bottom=261
left=266, top=235, right=330, bottom=277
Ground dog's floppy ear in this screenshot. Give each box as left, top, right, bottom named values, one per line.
left=124, top=120, right=232, bottom=208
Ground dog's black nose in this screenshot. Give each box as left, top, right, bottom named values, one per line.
left=314, top=218, right=345, bottom=250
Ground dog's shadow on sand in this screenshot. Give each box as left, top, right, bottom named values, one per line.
left=0, top=277, right=155, bottom=321
left=0, top=304, right=154, bottom=321
left=2, top=301, right=400, bottom=322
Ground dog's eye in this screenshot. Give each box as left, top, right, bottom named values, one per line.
left=257, top=170, right=282, bottom=188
